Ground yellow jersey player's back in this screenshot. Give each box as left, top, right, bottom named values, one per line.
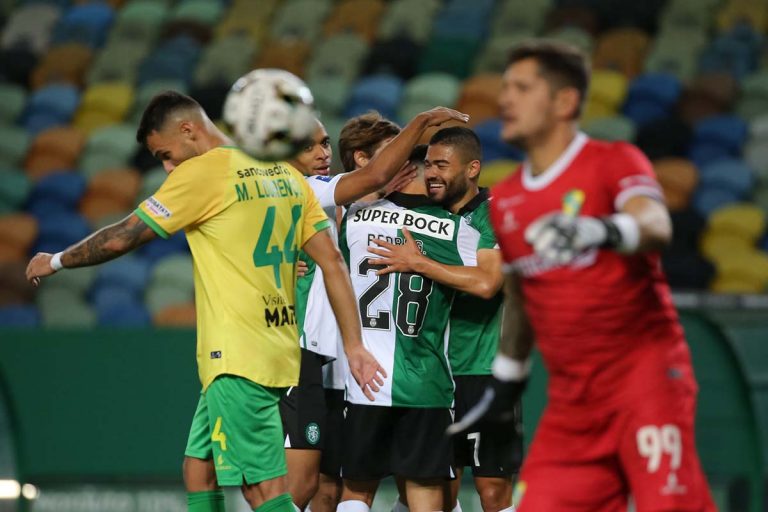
left=136, top=146, right=330, bottom=390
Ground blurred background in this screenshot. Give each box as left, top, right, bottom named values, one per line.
left=0, top=0, right=767, bottom=510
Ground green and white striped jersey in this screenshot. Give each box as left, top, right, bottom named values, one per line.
left=340, top=192, right=480, bottom=408
left=448, top=189, right=502, bottom=376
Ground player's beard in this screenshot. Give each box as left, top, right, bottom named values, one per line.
left=441, top=177, right=469, bottom=210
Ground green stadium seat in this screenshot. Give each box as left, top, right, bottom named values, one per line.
left=0, top=169, right=31, bottom=213
left=130, top=80, right=189, bottom=124
left=139, top=167, right=168, bottom=201
left=418, top=37, right=482, bottom=79
left=473, top=33, right=536, bottom=74
left=37, top=287, right=97, bottom=328
left=398, top=73, right=460, bottom=123
left=145, top=284, right=193, bottom=316
left=307, top=34, right=369, bottom=85
left=170, top=0, right=224, bottom=26
left=270, top=0, right=333, bottom=43
left=149, top=254, right=194, bottom=291
left=583, top=116, right=637, bottom=142
left=377, top=0, right=440, bottom=44
left=491, top=0, right=550, bottom=36
left=0, top=125, right=30, bottom=168
left=543, top=26, right=594, bottom=54
left=40, top=265, right=97, bottom=295
left=0, top=83, right=26, bottom=124
left=308, top=75, right=352, bottom=118
left=194, top=34, right=257, bottom=88
left=79, top=124, right=139, bottom=178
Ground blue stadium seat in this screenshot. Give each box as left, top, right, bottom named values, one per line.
left=690, top=115, right=749, bottom=167
left=0, top=304, right=40, bottom=327
left=698, top=32, right=757, bottom=80
left=32, top=211, right=91, bottom=254
left=97, top=300, right=151, bottom=327
left=90, top=284, right=139, bottom=312
left=50, top=2, right=115, bottom=49
left=138, top=231, right=189, bottom=264
left=622, top=73, right=681, bottom=127
left=344, top=74, right=404, bottom=120
left=698, top=158, right=755, bottom=198
left=94, top=255, right=150, bottom=296
left=22, top=83, right=81, bottom=134
left=137, top=35, right=202, bottom=86
left=27, top=171, right=86, bottom=210
left=692, top=188, right=743, bottom=218
left=474, top=119, right=525, bottom=162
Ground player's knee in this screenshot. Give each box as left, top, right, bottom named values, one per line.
left=182, top=457, right=217, bottom=491
left=477, top=481, right=512, bottom=512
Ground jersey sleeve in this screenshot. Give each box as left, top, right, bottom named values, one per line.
left=135, top=156, right=224, bottom=238
left=606, top=142, right=664, bottom=211
left=489, top=181, right=517, bottom=268
left=456, top=217, right=479, bottom=266
left=299, top=177, right=332, bottom=247
left=305, top=174, right=342, bottom=209
left=468, top=204, right=499, bottom=251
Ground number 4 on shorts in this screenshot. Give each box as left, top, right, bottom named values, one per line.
left=253, top=205, right=302, bottom=288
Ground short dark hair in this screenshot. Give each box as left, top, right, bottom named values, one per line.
left=507, top=40, right=590, bottom=118
left=136, top=91, right=202, bottom=145
left=428, top=126, right=482, bottom=162
left=409, top=144, right=428, bottom=163
left=338, top=111, right=401, bottom=172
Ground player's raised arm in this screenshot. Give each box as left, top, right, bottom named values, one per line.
left=368, top=227, right=503, bottom=299
left=301, top=229, right=386, bottom=401
left=331, top=107, right=470, bottom=206
left=25, top=213, right=156, bottom=286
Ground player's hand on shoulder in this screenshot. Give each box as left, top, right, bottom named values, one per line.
left=25, top=252, right=56, bottom=287
left=524, top=212, right=608, bottom=266
left=296, top=260, right=308, bottom=277
left=346, top=344, right=387, bottom=401
left=367, top=227, right=423, bottom=275
left=418, top=107, right=470, bottom=127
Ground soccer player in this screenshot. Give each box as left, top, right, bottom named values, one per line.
left=453, top=40, right=716, bottom=511
left=24, top=91, right=386, bottom=512
left=336, top=144, right=481, bottom=512
left=369, top=127, right=521, bottom=512
left=281, top=109, right=469, bottom=512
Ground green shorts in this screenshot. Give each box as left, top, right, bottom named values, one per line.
left=185, top=375, right=287, bottom=486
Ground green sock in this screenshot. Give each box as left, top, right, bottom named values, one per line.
left=254, top=493, right=293, bottom=512
left=187, top=490, right=226, bottom=512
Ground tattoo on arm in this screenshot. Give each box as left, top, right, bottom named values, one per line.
left=61, top=214, right=157, bottom=268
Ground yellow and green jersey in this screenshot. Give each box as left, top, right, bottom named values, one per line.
left=136, top=146, right=330, bottom=390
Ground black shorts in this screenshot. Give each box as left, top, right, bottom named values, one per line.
left=279, top=348, right=326, bottom=450
left=341, top=403, right=454, bottom=481
left=453, top=374, right=523, bottom=477
left=319, top=388, right=345, bottom=477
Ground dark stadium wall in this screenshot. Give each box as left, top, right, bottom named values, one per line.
left=0, top=319, right=764, bottom=510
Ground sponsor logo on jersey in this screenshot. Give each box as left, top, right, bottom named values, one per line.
left=351, top=206, right=455, bottom=240
left=305, top=423, right=320, bottom=445
left=144, top=196, right=171, bottom=218
left=210, top=351, right=222, bottom=359
left=660, top=473, right=687, bottom=496
left=265, top=305, right=296, bottom=327
left=312, top=175, right=334, bottom=182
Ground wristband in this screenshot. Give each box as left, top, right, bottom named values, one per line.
left=491, top=354, right=531, bottom=382
left=50, top=252, right=64, bottom=271
left=600, top=213, right=640, bottom=253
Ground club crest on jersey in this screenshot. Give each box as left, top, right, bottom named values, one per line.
left=350, top=206, right=454, bottom=240
left=305, top=423, right=320, bottom=445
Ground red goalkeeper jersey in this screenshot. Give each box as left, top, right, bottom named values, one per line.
left=489, top=133, right=696, bottom=408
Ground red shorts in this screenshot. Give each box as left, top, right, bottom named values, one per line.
left=515, top=379, right=716, bottom=511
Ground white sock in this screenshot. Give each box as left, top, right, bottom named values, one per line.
left=337, top=500, right=370, bottom=512
left=306, top=506, right=312, bottom=512
left=391, top=498, right=409, bottom=512
left=293, top=503, right=302, bottom=512
left=498, top=507, right=515, bottom=512
left=451, top=500, right=463, bottom=512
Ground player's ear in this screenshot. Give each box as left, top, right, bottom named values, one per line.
left=179, top=120, right=195, bottom=139
left=555, top=87, right=580, bottom=120
left=354, top=149, right=370, bottom=168
left=467, top=160, right=481, bottom=180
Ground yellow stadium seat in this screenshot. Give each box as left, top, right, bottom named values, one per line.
left=588, top=69, right=629, bottom=111
left=699, top=231, right=753, bottom=263
left=708, top=203, right=766, bottom=242
left=480, top=159, right=520, bottom=188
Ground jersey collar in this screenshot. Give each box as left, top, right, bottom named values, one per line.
left=386, top=192, right=434, bottom=208
left=457, top=188, right=489, bottom=216
left=522, top=132, right=589, bottom=191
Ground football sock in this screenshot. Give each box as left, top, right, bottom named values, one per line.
left=451, top=500, right=463, bottom=512
left=498, top=506, right=516, bottom=512
left=337, top=499, right=371, bottom=512
left=187, top=490, right=226, bottom=512
left=292, top=503, right=302, bottom=512
left=254, top=493, right=294, bottom=512
left=391, top=498, right=409, bottom=512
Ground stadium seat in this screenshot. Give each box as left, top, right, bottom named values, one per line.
left=431, top=0, right=495, bottom=40
left=709, top=203, right=766, bottom=243
left=97, top=300, right=151, bottom=327
left=79, top=123, right=139, bottom=176
left=194, top=34, right=257, bottom=88
left=643, top=31, right=702, bottom=81
left=138, top=230, right=189, bottom=264
left=717, top=0, right=768, bottom=33
left=307, top=34, right=370, bottom=85
left=479, top=159, right=518, bottom=188
left=0, top=304, right=40, bottom=327
left=418, top=36, right=483, bottom=79
left=455, top=73, right=501, bottom=127
left=635, top=116, right=692, bottom=160
left=254, top=39, right=312, bottom=79
left=473, top=33, right=535, bottom=74
left=700, top=231, right=754, bottom=263
left=324, top=0, right=385, bottom=43
left=491, top=0, right=550, bottom=36
left=653, top=158, right=698, bottom=212
left=698, top=32, right=757, bottom=81
left=593, top=28, right=651, bottom=79
left=344, top=74, right=404, bottom=121
left=37, top=286, right=97, bottom=327
left=0, top=261, right=33, bottom=305
left=0, top=213, right=37, bottom=263
left=689, top=115, right=748, bottom=167
left=137, top=35, right=202, bottom=87
left=710, top=251, right=768, bottom=293
left=474, top=119, right=525, bottom=162
left=698, top=159, right=755, bottom=198
left=622, top=73, right=682, bottom=127
left=363, top=38, right=423, bottom=80
left=28, top=171, right=86, bottom=211
left=149, top=253, right=194, bottom=291
left=0, top=83, right=26, bottom=123
left=544, top=4, right=599, bottom=36
left=678, top=72, right=739, bottom=125
left=153, top=303, right=196, bottom=327
left=744, top=139, right=768, bottom=183
left=659, top=0, right=712, bottom=33
left=377, top=0, right=439, bottom=44
left=51, top=2, right=115, bottom=49
left=24, top=126, right=85, bottom=181
left=692, top=188, right=744, bottom=219
left=0, top=3, right=60, bottom=55
left=95, top=255, right=150, bottom=296
left=130, top=80, right=189, bottom=124
left=145, top=284, right=193, bottom=316
left=31, top=43, right=93, bottom=90
left=308, top=75, right=352, bottom=119
left=22, top=83, right=81, bottom=134
left=39, top=264, right=96, bottom=295
left=0, top=125, right=30, bottom=168
left=80, top=168, right=142, bottom=222
left=583, top=70, right=629, bottom=121
left=583, top=116, right=637, bottom=142
left=33, top=211, right=92, bottom=254
left=169, top=0, right=224, bottom=26
left=0, top=169, right=31, bottom=214
left=270, top=0, right=333, bottom=43
left=398, top=73, right=461, bottom=125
